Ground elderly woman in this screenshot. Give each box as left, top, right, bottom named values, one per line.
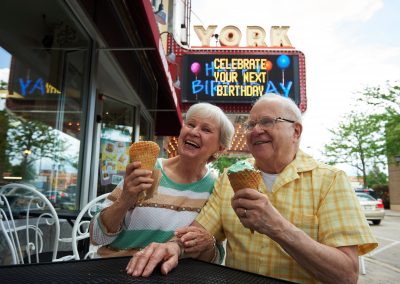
left=90, top=102, right=234, bottom=259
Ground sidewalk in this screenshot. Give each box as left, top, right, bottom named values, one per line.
left=358, top=209, right=400, bottom=283
left=385, top=209, right=400, bottom=217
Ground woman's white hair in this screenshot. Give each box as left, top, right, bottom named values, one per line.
left=255, top=93, right=302, bottom=122
left=185, top=102, right=235, bottom=149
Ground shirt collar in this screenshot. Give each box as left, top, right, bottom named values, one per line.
left=248, top=149, right=318, bottom=174
left=248, top=149, right=318, bottom=192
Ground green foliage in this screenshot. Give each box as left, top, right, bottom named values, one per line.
left=6, top=116, right=72, bottom=179
left=0, top=80, right=7, bottom=90
left=0, top=110, right=10, bottom=174
left=324, top=82, right=399, bottom=188
left=323, top=112, right=385, bottom=187
left=211, top=155, right=249, bottom=174
left=9, top=163, right=36, bottom=181
left=358, top=83, right=400, bottom=160
left=384, top=113, right=400, bottom=160
left=366, top=165, right=388, bottom=188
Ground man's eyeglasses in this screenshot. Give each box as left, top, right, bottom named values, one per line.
left=243, top=116, right=295, bottom=131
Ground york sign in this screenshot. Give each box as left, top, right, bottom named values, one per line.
left=193, top=25, right=292, bottom=47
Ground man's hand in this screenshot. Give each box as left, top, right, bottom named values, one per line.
left=126, top=242, right=181, bottom=277
left=231, top=188, right=283, bottom=236
left=175, top=226, right=215, bottom=254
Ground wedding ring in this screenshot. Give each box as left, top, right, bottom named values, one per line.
left=244, top=209, right=247, bottom=218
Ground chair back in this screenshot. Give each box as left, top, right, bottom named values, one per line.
left=0, top=183, right=61, bottom=264
left=71, top=193, right=110, bottom=260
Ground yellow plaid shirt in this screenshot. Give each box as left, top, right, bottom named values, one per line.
left=197, top=150, right=377, bottom=283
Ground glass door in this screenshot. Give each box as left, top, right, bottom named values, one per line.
left=97, top=96, right=135, bottom=196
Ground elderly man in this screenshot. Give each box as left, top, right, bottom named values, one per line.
left=126, top=94, right=377, bottom=283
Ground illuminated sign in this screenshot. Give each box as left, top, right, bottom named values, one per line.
left=193, top=25, right=292, bottom=47
left=18, top=78, right=61, bottom=96
left=181, top=53, right=301, bottom=105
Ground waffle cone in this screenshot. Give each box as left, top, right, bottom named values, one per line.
left=129, top=141, right=160, bottom=202
left=129, top=141, right=160, bottom=170
left=227, top=170, right=262, bottom=192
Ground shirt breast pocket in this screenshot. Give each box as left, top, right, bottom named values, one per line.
left=292, top=214, right=319, bottom=240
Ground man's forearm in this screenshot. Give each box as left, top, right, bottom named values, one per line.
left=270, top=219, right=358, bottom=284
left=184, top=243, right=216, bottom=262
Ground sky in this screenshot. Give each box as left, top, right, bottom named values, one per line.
left=0, top=48, right=10, bottom=81
left=189, top=0, right=400, bottom=175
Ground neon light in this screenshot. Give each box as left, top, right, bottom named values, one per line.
left=183, top=54, right=299, bottom=103
left=18, top=78, right=61, bottom=96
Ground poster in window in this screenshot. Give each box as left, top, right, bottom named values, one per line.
left=100, top=139, right=130, bottom=185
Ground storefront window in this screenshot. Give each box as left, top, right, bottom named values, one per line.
left=140, top=114, right=152, bottom=141
left=0, top=0, right=91, bottom=212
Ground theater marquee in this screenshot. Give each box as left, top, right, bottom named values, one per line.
left=181, top=52, right=305, bottom=107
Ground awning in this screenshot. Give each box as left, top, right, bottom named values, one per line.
left=126, top=0, right=183, bottom=136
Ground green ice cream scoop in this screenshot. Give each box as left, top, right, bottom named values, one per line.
left=227, top=160, right=257, bottom=173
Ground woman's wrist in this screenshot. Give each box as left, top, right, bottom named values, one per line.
left=100, top=198, right=132, bottom=234
left=207, top=235, right=216, bottom=251
left=208, top=236, right=217, bottom=262
left=99, top=209, right=123, bottom=235
left=118, top=192, right=138, bottom=208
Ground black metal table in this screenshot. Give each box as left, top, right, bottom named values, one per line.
left=0, top=257, right=292, bottom=283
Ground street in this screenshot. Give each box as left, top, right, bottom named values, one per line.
left=358, top=210, right=400, bottom=284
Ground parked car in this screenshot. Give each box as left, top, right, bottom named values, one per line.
left=0, top=185, right=36, bottom=196
left=1, top=195, right=31, bottom=218
left=355, top=188, right=380, bottom=200
left=43, top=190, right=71, bottom=207
left=65, top=184, right=77, bottom=202
left=356, top=192, right=385, bottom=225
left=0, top=186, right=39, bottom=218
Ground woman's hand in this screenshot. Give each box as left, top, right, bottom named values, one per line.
left=120, top=161, right=153, bottom=205
left=126, top=242, right=181, bottom=277
left=175, top=226, right=215, bottom=254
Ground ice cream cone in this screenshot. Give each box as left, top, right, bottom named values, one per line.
left=129, top=141, right=160, bottom=170
left=227, top=160, right=261, bottom=234
left=228, top=170, right=262, bottom=192
left=129, top=141, right=160, bottom=201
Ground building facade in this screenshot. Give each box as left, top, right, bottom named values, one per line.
left=0, top=0, right=182, bottom=210
left=389, top=161, right=400, bottom=210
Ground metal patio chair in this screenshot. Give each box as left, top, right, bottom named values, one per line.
left=360, top=256, right=366, bottom=275
left=70, top=193, right=110, bottom=260
left=0, top=183, right=64, bottom=264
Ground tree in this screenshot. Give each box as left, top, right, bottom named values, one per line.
left=6, top=117, right=71, bottom=180
left=323, top=112, right=385, bottom=187
left=0, top=80, right=7, bottom=90
left=358, top=83, right=400, bottom=160
left=0, top=109, right=11, bottom=178
left=366, top=165, right=388, bottom=188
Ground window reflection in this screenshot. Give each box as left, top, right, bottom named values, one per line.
left=0, top=0, right=91, bottom=213
left=97, top=96, right=134, bottom=196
